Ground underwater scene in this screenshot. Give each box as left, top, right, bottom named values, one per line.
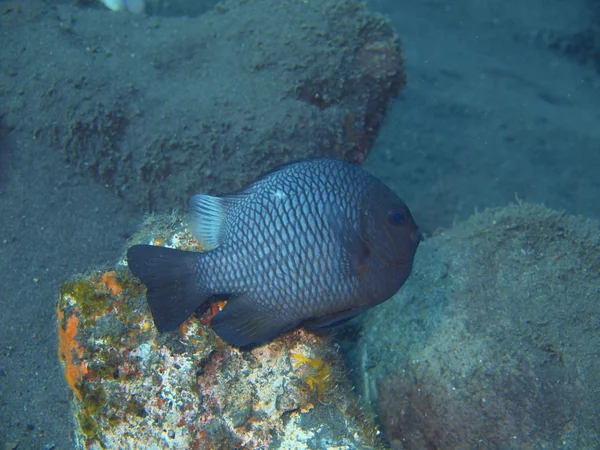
left=0, top=0, right=599, bottom=448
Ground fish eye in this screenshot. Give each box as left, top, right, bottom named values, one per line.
left=387, top=208, right=407, bottom=226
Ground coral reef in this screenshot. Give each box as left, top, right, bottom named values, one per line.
left=56, top=213, right=385, bottom=449
left=353, top=203, right=600, bottom=449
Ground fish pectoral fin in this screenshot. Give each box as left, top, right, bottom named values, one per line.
left=127, top=245, right=212, bottom=332
left=326, top=203, right=370, bottom=278
left=210, top=295, right=300, bottom=348
left=303, top=306, right=368, bottom=330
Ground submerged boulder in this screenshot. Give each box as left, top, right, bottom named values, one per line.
left=2, top=0, right=405, bottom=211
left=354, top=203, right=600, bottom=449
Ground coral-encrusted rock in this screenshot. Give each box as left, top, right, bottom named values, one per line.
left=57, top=213, right=384, bottom=449
left=1, top=0, right=405, bottom=212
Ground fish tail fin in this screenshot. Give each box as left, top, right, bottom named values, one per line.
left=126, top=244, right=211, bottom=332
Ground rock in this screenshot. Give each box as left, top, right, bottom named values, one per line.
left=56, top=213, right=385, bottom=449
left=353, top=203, right=600, bottom=449
left=1, top=0, right=405, bottom=211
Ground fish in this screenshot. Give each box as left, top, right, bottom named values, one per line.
left=126, top=158, right=421, bottom=347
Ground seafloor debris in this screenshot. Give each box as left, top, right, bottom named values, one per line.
left=57, top=213, right=383, bottom=449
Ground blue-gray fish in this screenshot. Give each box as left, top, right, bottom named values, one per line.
left=127, top=158, right=421, bottom=347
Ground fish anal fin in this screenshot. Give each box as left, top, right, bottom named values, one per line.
left=210, top=295, right=300, bottom=348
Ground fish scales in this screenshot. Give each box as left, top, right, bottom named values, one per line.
left=127, top=158, right=421, bottom=347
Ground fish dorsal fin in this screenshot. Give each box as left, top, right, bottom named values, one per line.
left=189, top=194, right=234, bottom=250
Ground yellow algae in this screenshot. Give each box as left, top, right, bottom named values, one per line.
left=291, top=352, right=331, bottom=400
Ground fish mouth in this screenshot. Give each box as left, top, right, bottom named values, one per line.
left=387, top=227, right=422, bottom=266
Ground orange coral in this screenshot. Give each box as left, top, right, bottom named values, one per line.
left=100, top=271, right=122, bottom=295
left=201, top=300, right=227, bottom=326
left=57, top=308, right=88, bottom=400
